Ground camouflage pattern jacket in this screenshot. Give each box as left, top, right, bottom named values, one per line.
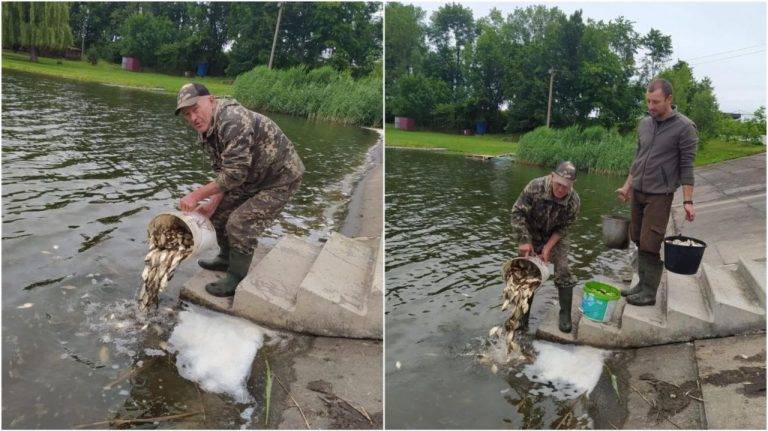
left=510, top=176, right=581, bottom=245
left=198, top=98, right=305, bottom=193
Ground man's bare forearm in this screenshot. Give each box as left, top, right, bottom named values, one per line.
left=193, top=182, right=223, bottom=201
left=545, top=232, right=562, bottom=249
left=622, top=174, right=633, bottom=190
left=682, top=185, right=694, bottom=202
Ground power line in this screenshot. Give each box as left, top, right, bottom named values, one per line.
left=684, top=44, right=765, bottom=61
left=688, top=48, right=765, bottom=66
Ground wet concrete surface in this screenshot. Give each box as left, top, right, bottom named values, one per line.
left=695, top=334, right=766, bottom=429
left=276, top=337, right=382, bottom=429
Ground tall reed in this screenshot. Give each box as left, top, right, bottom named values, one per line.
left=517, top=126, right=636, bottom=174
left=233, top=65, right=382, bottom=128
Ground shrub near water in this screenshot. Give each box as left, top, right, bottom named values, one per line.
left=517, top=126, right=636, bottom=174
left=233, top=65, right=382, bottom=127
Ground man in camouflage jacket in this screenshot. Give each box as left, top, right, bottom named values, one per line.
left=175, top=83, right=305, bottom=297
left=510, top=161, right=580, bottom=333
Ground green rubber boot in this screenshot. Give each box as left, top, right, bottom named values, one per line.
left=205, top=249, right=252, bottom=297
left=627, top=252, right=663, bottom=306
left=198, top=241, right=230, bottom=272
left=557, top=283, right=574, bottom=333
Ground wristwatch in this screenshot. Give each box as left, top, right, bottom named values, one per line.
left=683, top=200, right=694, bottom=205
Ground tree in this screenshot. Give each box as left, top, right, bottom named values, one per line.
left=468, top=9, right=509, bottom=129
left=226, top=2, right=381, bottom=77
left=385, top=2, right=426, bottom=87
left=2, top=2, right=74, bottom=62
left=428, top=3, right=475, bottom=100
left=389, top=74, right=450, bottom=125
left=119, top=12, right=175, bottom=68
left=639, top=28, right=672, bottom=82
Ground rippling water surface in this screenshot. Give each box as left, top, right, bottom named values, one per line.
left=385, top=149, right=632, bottom=429
left=2, top=70, right=377, bottom=428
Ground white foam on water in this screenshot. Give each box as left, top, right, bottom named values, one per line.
left=167, top=304, right=276, bottom=404
left=522, top=340, right=609, bottom=400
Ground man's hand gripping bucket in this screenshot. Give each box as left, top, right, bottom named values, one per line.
left=501, top=255, right=551, bottom=284
left=147, top=211, right=218, bottom=259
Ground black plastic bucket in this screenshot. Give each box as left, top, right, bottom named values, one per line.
left=664, top=235, right=707, bottom=275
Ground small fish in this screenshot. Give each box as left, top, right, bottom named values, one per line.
left=491, top=364, right=498, bottom=374
left=99, top=346, right=110, bottom=363
left=395, top=361, right=402, bottom=370
left=17, top=303, right=33, bottom=309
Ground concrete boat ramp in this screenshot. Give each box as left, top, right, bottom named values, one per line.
left=537, top=153, right=766, bottom=347
left=181, top=232, right=383, bottom=339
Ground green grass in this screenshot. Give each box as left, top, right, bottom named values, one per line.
left=385, top=123, right=518, bottom=156
left=2, top=51, right=233, bottom=95
left=695, top=138, right=765, bottom=166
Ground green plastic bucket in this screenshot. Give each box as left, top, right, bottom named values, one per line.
left=580, top=281, right=621, bottom=323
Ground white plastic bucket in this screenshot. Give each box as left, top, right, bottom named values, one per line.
left=147, top=211, right=217, bottom=259
left=501, top=255, right=551, bottom=284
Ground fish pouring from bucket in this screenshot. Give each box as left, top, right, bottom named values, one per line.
left=488, top=259, right=542, bottom=356
left=137, top=223, right=194, bottom=312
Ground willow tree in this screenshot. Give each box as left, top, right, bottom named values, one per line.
left=2, top=2, right=73, bottom=62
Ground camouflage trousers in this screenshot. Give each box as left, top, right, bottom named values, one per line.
left=532, top=238, right=575, bottom=289
left=211, top=179, right=301, bottom=254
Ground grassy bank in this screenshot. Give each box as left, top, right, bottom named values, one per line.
left=234, top=65, right=382, bottom=128
left=2, top=51, right=233, bottom=95
left=516, top=125, right=764, bottom=174
left=385, top=124, right=517, bottom=156
left=694, top=138, right=765, bottom=166
left=386, top=122, right=763, bottom=172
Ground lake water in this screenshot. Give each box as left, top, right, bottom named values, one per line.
left=385, top=149, right=633, bottom=429
left=1, top=70, right=378, bottom=428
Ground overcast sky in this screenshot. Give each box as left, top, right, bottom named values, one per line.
left=407, top=1, right=766, bottom=115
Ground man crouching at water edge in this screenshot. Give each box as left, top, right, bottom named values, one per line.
left=511, top=161, right=580, bottom=333
left=175, top=83, right=305, bottom=297
left=616, top=78, right=697, bottom=307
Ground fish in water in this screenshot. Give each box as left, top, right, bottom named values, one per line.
left=137, top=222, right=194, bottom=312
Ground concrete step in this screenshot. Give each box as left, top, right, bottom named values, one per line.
left=180, top=244, right=272, bottom=315
left=232, top=235, right=323, bottom=328
left=365, top=238, right=384, bottom=332
left=664, top=270, right=715, bottom=340
left=737, top=256, right=766, bottom=307
left=293, top=232, right=379, bottom=338
left=621, top=275, right=668, bottom=336
left=701, top=263, right=765, bottom=335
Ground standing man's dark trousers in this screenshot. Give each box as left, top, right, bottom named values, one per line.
left=520, top=239, right=576, bottom=333
left=204, top=178, right=301, bottom=297
left=625, top=190, right=673, bottom=306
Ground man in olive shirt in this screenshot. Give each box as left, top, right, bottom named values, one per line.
left=175, top=83, right=305, bottom=297
left=616, top=78, right=698, bottom=306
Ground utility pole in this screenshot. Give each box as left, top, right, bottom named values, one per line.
left=546, top=68, right=556, bottom=128
left=268, top=2, right=283, bottom=70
